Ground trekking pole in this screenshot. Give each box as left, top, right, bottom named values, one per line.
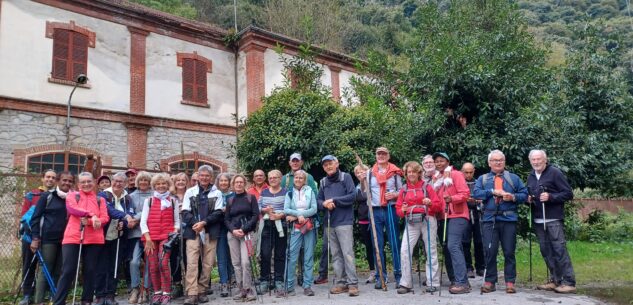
left=35, top=249, right=57, bottom=295
left=13, top=252, right=37, bottom=305
left=268, top=222, right=273, bottom=297
left=353, top=153, right=387, bottom=291
left=386, top=203, right=401, bottom=289
left=326, top=210, right=332, bottom=299
left=528, top=198, right=533, bottom=283
left=404, top=207, right=414, bottom=294
left=283, top=221, right=293, bottom=298
left=72, top=222, right=85, bottom=305
left=539, top=185, right=550, bottom=282
left=114, top=225, right=122, bottom=278
left=242, top=219, right=263, bottom=303
left=481, top=200, right=499, bottom=295
left=438, top=203, right=448, bottom=297
left=425, top=206, right=433, bottom=294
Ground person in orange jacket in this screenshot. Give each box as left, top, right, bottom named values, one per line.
left=52, top=172, right=109, bottom=305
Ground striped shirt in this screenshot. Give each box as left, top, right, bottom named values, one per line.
left=258, top=188, right=287, bottom=213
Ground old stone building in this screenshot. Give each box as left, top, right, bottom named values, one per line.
left=0, top=0, right=359, bottom=175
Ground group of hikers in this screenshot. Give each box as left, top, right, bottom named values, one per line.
left=17, top=147, right=577, bottom=305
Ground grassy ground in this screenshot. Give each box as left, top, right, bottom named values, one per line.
left=514, top=239, right=633, bottom=286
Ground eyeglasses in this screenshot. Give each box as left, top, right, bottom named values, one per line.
left=268, top=176, right=281, bottom=180
left=490, top=159, right=505, bottom=163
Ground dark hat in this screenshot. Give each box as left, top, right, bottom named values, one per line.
left=432, top=152, right=450, bottom=162
left=97, top=175, right=111, bottom=184
left=321, top=155, right=338, bottom=164
left=125, top=168, right=138, bottom=176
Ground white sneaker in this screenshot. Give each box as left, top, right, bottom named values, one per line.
left=365, top=272, right=376, bottom=284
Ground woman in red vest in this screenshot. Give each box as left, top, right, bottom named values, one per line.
left=140, top=173, right=181, bottom=305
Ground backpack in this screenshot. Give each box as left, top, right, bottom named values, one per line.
left=481, top=171, right=516, bottom=192
left=319, top=171, right=346, bottom=194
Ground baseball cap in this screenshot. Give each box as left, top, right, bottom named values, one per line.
left=321, top=155, right=337, bottom=164
left=376, top=147, right=390, bottom=154
left=432, top=152, right=450, bottom=162
left=125, top=168, right=138, bottom=176
left=290, top=153, right=302, bottom=161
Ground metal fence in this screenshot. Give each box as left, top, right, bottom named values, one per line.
left=0, top=173, right=40, bottom=297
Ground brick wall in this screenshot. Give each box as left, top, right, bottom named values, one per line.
left=245, top=44, right=266, bottom=114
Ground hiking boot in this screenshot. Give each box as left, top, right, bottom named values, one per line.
left=138, top=291, right=147, bottom=304
left=183, top=295, right=198, bottom=305
left=232, top=289, right=247, bottom=301
left=206, top=287, right=213, bottom=295
left=374, top=280, right=385, bottom=290
left=506, top=282, right=516, bottom=294
left=105, top=296, right=118, bottom=305
left=220, top=284, right=229, bottom=297
left=467, top=270, right=476, bottom=278
left=314, top=276, right=328, bottom=285
left=480, top=282, right=496, bottom=293
left=275, top=289, right=286, bottom=298
left=397, top=286, right=413, bottom=294
left=19, top=295, right=32, bottom=305
left=348, top=285, right=359, bottom=297
left=554, top=285, right=576, bottom=294
left=329, top=285, right=348, bottom=294
left=244, top=289, right=257, bottom=302
left=426, top=286, right=438, bottom=293
left=449, top=285, right=471, bottom=294
left=476, top=270, right=485, bottom=277
left=172, top=284, right=184, bottom=298
left=197, top=293, right=209, bottom=303
left=304, top=287, right=315, bottom=296
left=537, top=282, right=557, bottom=291
left=365, top=272, right=376, bottom=284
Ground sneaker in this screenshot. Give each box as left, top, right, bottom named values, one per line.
left=554, top=285, right=576, bottom=294
left=449, top=285, right=471, bottom=294
left=197, top=293, right=209, bottom=303
left=537, top=282, right=557, bottom=291
left=172, top=284, right=184, bottom=298
left=304, top=287, right=315, bottom=296
left=476, top=270, right=485, bottom=277
left=18, top=295, right=31, bottom=305
left=506, top=282, right=516, bottom=294
left=258, top=281, right=269, bottom=294
left=467, top=270, right=475, bottom=278
left=365, top=272, right=376, bottom=284
left=151, top=294, right=162, bottom=305
left=275, top=289, right=286, bottom=298
left=183, top=295, right=197, bottom=305
left=329, top=285, right=348, bottom=294
left=480, top=282, right=496, bottom=293
left=314, top=276, right=328, bottom=285
left=397, top=286, right=413, bottom=294
left=426, top=286, right=438, bottom=293
left=220, top=284, right=229, bottom=297
left=105, top=296, right=118, bottom=305
left=244, top=289, right=257, bottom=302
left=348, top=285, right=359, bottom=297
left=160, top=295, right=171, bottom=305
left=93, top=297, right=105, bottom=305
left=232, top=289, right=247, bottom=301
left=206, top=287, right=213, bottom=295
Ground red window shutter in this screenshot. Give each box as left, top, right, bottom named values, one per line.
left=52, top=29, right=70, bottom=79
left=182, top=58, right=194, bottom=101
left=71, top=32, right=88, bottom=80
left=194, top=60, right=207, bottom=103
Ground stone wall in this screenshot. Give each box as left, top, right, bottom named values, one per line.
left=0, top=109, right=127, bottom=169
left=146, top=127, right=236, bottom=171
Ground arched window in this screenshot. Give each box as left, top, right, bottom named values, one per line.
left=27, top=151, right=86, bottom=175
left=168, top=160, right=220, bottom=175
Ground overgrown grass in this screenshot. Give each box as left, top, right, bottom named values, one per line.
left=514, top=240, right=633, bottom=286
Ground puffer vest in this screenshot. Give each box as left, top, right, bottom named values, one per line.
left=142, top=197, right=174, bottom=242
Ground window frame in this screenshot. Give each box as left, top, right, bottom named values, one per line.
left=177, top=51, right=212, bottom=107
left=45, top=21, right=95, bottom=87
left=27, top=151, right=87, bottom=175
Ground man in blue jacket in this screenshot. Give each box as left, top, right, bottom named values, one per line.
left=317, top=155, right=359, bottom=297
left=527, top=149, right=576, bottom=294
left=473, top=150, right=528, bottom=294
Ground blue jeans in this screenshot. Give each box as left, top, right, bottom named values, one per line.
left=447, top=218, right=469, bottom=286
left=286, top=228, right=316, bottom=291
left=129, top=238, right=150, bottom=289
left=482, top=220, right=517, bottom=284
left=370, top=205, right=401, bottom=283
left=216, top=225, right=233, bottom=284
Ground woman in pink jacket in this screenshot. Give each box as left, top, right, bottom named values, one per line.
left=52, top=172, right=109, bottom=305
